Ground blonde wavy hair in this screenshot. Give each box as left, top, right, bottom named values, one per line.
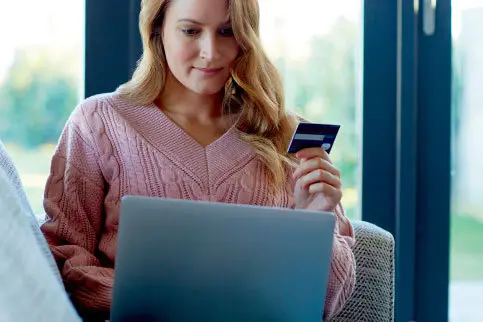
left=117, top=0, right=300, bottom=190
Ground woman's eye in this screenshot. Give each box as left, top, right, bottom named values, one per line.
left=219, top=27, right=234, bottom=37
left=181, top=28, right=199, bottom=36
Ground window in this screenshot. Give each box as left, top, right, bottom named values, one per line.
left=0, top=0, right=85, bottom=218
left=259, top=0, right=363, bottom=219
left=450, top=1, right=483, bottom=320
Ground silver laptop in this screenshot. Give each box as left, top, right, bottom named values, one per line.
left=111, top=196, right=335, bottom=322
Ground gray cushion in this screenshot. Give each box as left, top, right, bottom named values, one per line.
left=330, top=221, right=395, bottom=322
left=0, top=141, right=62, bottom=282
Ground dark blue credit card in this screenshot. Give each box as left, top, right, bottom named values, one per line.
left=287, top=122, right=340, bottom=154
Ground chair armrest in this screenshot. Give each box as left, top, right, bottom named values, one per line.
left=329, top=220, right=395, bottom=322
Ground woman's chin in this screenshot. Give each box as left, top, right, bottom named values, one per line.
left=189, top=84, right=225, bottom=96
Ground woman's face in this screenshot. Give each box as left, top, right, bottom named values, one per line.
left=162, top=0, right=240, bottom=96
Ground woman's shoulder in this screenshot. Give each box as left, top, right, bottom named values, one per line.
left=55, top=92, right=125, bottom=151
left=66, top=91, right=138, bottom=133
left=69, top=92, right=117, bottom=122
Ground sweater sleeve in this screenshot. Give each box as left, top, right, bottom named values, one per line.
left=285, top=165, right=356, bottom=320
left=40, top=108, right=113, bottom=313
left=322, top=202, right=356, bottom=320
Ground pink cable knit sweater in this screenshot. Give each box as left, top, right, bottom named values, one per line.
left=41, top=93, right=355, bottom=319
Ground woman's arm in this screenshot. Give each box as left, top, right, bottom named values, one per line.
left=322, top=203, right=356, bottom=320
left=41, top=107, right=113, bottom=313
left=289, top=147, right=356, bottom=320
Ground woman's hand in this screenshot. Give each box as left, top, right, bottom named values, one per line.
left=292, top=147, right=342, bottom=212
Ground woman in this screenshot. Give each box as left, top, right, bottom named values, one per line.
left=41, top=0, right=356, bottom=319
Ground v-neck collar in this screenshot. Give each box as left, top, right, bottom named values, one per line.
left=109, top=93, right=255, bottom=184
left=155, top=106, right=238, bottom=150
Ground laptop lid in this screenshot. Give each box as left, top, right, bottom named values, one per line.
left=111, top=196, right=335, bottom=322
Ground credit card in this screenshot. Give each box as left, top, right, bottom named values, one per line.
left=287, top=122, right=340, bottom=154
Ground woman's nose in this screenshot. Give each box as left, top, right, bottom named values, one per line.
left=199, top=34, right=221, bottom=62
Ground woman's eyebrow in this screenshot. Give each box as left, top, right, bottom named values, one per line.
left=177, top=18, right=231, bottom=25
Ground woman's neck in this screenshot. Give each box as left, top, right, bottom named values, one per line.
left=157, top=73, right=224, bottom=121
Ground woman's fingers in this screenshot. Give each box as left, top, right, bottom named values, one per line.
left=293, top=157, right=341, bottom=181
left=295, top=147, right=330, bottom=161
left=298, top=168, right=341, bottom=190
left=306, top=181, right=343, bottom=199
